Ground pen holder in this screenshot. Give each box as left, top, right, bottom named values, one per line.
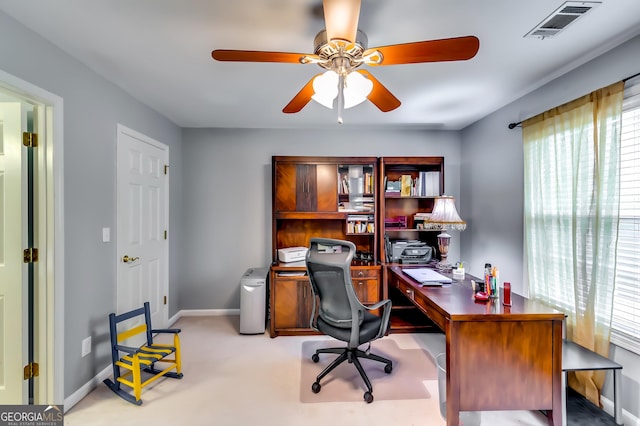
left=452, top=268, right=465, bottom=280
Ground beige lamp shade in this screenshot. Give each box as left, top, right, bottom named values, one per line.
left=425, top=196, right=467, bottom=231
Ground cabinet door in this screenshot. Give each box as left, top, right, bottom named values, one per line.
left=352, top=278, right=379, bottom=305
left=314, top=164, right=338, bottom=211
left=274, top=164, right=297, bottom=211
left=274, top=163, right=337, bottom=212
left=273, top=278, right=313, bottom=330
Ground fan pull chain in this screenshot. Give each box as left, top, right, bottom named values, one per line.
left=337, top=73, right=345, bottom=124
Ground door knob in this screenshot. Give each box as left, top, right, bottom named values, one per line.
left=122, top=255, right=140, bottom=263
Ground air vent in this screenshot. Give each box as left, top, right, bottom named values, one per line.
left=524, top=1, right=601, bottom=39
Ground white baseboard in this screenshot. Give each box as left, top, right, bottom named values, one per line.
left=64, top=309, right=239, bottom=413
left=169, top=308, right=239, bottom=325
left=601, top=394, right=640, bottom=426
left=63, top=364, right=111, bottom=413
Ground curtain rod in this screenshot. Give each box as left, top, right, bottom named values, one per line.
left=507, top=71, right=640, bottom=129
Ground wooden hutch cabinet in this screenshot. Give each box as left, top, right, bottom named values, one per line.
left=269, top=156, right=447, bottom=337
left=379, top=157, right=445, bottom=333
left=269, top=156, right=381, bottom=337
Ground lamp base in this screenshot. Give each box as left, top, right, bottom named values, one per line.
left=436, top=231, right=452, bottom=271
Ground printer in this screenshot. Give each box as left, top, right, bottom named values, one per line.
left=387, top=239, right=434, bottom=264
left=278, top=246, right=308, bottom=263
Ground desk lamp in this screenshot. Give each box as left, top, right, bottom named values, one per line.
left=425, top=196, right=466, bottom=270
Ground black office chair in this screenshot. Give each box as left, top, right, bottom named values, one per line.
left=305, top=237, right=393, bottom=403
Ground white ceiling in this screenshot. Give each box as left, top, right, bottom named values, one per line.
left=1, top=0, right=639, bottom=130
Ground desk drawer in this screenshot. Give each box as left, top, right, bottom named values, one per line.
left=392, top=275, right=416, bottom=301
left=351, top=268, right=379, bottom=279
left=413, top=293, right=446, bottom=331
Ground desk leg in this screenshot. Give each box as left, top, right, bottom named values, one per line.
left=614, top=369, right=622, bottom=425
left=562, top=372, right=567, bottom=426
left=445, top=325, right=460, bottom=426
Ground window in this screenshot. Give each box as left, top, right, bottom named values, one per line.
left=523, top=82, right=624, bottom=355
left=610, top=75, right=640, bottom=354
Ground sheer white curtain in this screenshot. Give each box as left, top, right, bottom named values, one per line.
left=523, top=81, right=624, bottom=405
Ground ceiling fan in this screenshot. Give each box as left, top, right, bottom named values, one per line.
left=211, top=0, right=479, bottom=123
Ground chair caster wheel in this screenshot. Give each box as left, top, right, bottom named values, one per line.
left=312, top=382, right=321, bottom=393
left=364, top=391, right=374, bottom=403
left=312, top=354, right=320, bottom=363
left=384, top=364, right=392, bottom=374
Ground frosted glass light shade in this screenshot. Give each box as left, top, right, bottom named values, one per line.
left=344, top=71, right=373, bottom=108
left=312, top=71, right=372, bottom=110
left=312, top=71, right=339, bottom=108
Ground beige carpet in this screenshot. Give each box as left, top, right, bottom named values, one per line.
left=300, top=338, right=436, bottom=403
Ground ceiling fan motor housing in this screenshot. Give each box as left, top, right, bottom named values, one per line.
left=313, top=29, right=368, bottom=72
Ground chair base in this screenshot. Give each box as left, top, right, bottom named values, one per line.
left=311, top=346, right=393, bottom=403
left=103, top=368, right=184, bottom=406
left=103, top=378, right=143, bottom=406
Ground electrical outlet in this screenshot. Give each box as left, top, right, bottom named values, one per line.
left=81, top=336, right=92, bottom=357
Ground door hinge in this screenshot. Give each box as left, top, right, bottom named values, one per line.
left=24, top=362, right=39, bottom=380
left=164, top=296, right=167, bottom=305
left=22, top=132, right=38, bottom=147
left=164, top=230, right=168, bottom=240
left=164, top=164, right=169, bottom=175
left=23, top=248, right=39, bottom=263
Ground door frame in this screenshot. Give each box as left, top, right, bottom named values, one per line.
left=0, top=69, right=65, bottom=404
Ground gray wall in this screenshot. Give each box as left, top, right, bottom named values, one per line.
left=460, top=34, right=640, bottom=418
left=181, top=128, right=462, bottom=309
left=0, top=11, right=184, bottom=399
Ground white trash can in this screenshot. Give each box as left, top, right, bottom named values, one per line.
left=239, top=267, right=269, bottom=334
left=436, top=353, right=482, bottom=425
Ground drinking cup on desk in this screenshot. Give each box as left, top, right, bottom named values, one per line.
left=503, top=282, right=512, bottom=306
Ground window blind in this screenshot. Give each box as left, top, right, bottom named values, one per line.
left=611, top=75, right=640, bottom=354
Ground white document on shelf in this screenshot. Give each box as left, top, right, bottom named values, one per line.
left=278, top=272, right=307, bottom=277
left=402, top=268, right=452, bottom=285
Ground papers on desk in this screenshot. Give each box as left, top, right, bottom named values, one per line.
left=402, top=268, right=452, bottom=286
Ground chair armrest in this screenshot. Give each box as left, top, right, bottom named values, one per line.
left=365, top=299, right=391, bottom=312
left=114, top=344, right=138, bottom=355
left=151, top=328, right=181, bottom=334
left=366, top=299, right=392, bottom=339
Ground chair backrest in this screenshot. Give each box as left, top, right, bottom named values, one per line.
left=306, top=238, right=361, bottom=329
left=108, top=302, right=154, bottom=353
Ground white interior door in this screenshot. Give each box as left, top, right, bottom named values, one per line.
left=116, top=125, right=168, bottom=330
left=0, top=102, right=27, bottom=403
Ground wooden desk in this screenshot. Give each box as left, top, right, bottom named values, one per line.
left=387, top=266, right=565, bottom=426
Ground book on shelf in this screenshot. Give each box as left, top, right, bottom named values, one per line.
left=385, top=180, right=400, bottom=193
left=340, top=174, right=349, bottom=194
left=416, top=171, right=440, bottom=196
left=401, top=175, right=413, bottom=197
left=347, top=214, right=374, bottom=221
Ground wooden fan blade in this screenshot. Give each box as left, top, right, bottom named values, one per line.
left=282, top=74, right=322, bottom=114
left=357, top=70, right=401, bottom=112
left=363, top=36, right=480, bottom=66
left=323, top=0, right=361, bottom=44
left=212, top=50, right=314, bottom=64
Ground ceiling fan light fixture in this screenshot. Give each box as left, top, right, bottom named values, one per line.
left=323, top=0, right=361, bottom=44
left=311, top=70, right=372, bottom=110
left=343, top=71, right=373, bottom=108
left=312, top=71, right=339, bottom=108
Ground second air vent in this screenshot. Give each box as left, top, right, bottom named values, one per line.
left=524, top=1, right=602, bottom=39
